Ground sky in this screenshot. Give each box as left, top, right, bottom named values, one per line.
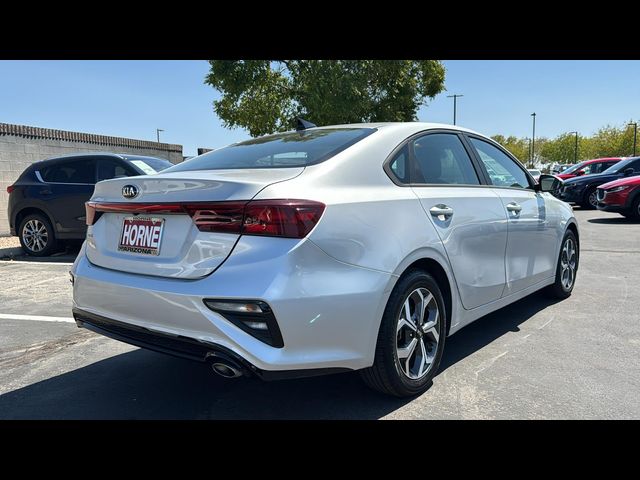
left=0, top=60, right=638, bottom=157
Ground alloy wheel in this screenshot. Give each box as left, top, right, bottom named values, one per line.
left=560, top=237, right=577, bottom=290
left=588, top=190, right=598, bottom=208
left=22, top=219, right=49, bottom=253
left=396, top=287, right=440, bottom=380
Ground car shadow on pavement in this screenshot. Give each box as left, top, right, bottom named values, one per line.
left=587, top=216, right=639, bottom=224
left=0, top=292, right=561, bottom=420
left=0, top=244, right=80, bottom=263
left=438, top=291, right=562, bottom=373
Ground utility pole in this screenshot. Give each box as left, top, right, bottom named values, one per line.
left=628, top=122, right=638, bottom=156
left=530, top=113, right=537, bottom=168
left=156, top=128, right=164, bottom=143
left=446, top=94, right=464, bottom=125
left=569, top=131, right=578, bottom=164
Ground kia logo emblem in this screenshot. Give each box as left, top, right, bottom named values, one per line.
left=122, top=185, right=139, bottom=199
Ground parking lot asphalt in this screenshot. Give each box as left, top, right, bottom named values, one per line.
left=0, top=208, right=638, bottom=419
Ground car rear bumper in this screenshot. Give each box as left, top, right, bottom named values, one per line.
left=71, top=237, right=395, bottom=374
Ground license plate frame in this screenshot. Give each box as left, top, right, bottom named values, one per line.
left=118, top=216, right=165, bottom=256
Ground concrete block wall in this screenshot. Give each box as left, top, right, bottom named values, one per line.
left=0, top=123, right=184, bottom=236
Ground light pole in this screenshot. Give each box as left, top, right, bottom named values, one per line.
left=156, top=128, right=164, bottom=143
left=568, top=131, right=578, bottom=164
left=530, top=113, right=536, bottom=168
left=446, top=94, right=464, bottom=125
left=628, top=122, right=637, bottom=156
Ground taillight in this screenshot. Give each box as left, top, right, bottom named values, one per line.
left=183, top=202, right=247, bottom=234
left=85, top=199, right=325, bottom=239
left=242, top=200, right=325, bottom=238
left=6, top=185, right=15, bottom=194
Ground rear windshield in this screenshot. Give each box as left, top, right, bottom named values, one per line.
left=164, top=128, right=376, bottom=172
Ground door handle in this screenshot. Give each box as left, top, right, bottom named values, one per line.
left=429, top=204, right=454, bottom=221
left=39, top=189, right=52, bottom=195
left=506, top=202, right=522, bottom=214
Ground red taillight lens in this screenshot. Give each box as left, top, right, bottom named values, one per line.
left=243, top=200, right=325, bottom=238
left=85, top=199, right=325, bottom=238
left=6, top=185, right=15, bottom=194
left=183, top=202, right=247, bottom=234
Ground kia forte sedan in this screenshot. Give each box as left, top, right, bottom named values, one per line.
left=71, top=123, right=578, bottom=397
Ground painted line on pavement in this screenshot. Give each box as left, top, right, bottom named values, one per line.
left=0, top=313, right=75, bottom=323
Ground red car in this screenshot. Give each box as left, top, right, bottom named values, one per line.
left=596, top=175, right=640, bottom=219
left=556, top=157, right=622, bottom=180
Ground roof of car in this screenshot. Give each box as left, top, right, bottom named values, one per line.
left=30, top=152, right=163, bottom=166
left=313, top=122, right=482, bottom=136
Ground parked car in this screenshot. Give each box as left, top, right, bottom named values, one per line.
left=527, top=169, right=542, bottom=182
left=596, top=175, right=640, bottom=219
left=552, top=164, right=573, bottom=174
left=7, top=153, right=173, bottom=256
left=555, top=157, right=622, bottom=180
left=71, top=122, right=578, bottom=397
left=558, top=156, right=640, bottom=208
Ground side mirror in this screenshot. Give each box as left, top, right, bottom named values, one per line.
left=536, top=174, right=563, bottom=193
left=575, top=170, right=585, bottom=176
left=624, top=168, right=635, bottom=177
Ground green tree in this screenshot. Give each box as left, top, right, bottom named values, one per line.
left=205, top=60, right=446, bottom=136
left=540, top=132, right=580, bottom=164
left=491, top=135, right=530, bottom=163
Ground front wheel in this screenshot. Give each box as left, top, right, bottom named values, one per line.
left=360, top=269, right=446, bottom=397
left=545, top=230, right=579, bottom=299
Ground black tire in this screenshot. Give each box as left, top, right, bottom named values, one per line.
left=18, top=213, right=57, bottom=257
left=360, top=269, right=446, bottom=397
left=627, top=196, right=640, bottom=220
left=581, top=187, right=598, bottom=209
left=545, top=230, right=579, bottom=299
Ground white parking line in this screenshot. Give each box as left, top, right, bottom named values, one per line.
left=0, top=313, right=75, bottom=323
left=0, top=260, right=74, bottom=265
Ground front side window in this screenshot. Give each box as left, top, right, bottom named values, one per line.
left=164, top=128, right=375, bottom=172
left=470, top=138, right=530, bottom=189
left=581, top=164, right=593, bottom=175
left=410, top=134, right=480, bottom=185
left=40, top=159, right=96, bottom=184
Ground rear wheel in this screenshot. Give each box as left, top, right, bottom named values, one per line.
left=361, top=269, right=446, bottom=397
left=545, top=230, right=579, bottom=299
left=18, top=213, right=57, bottom=257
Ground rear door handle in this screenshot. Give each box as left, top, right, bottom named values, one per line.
left=429, top=205, right=454, bottom=221
left=506, top=202, right=522, bottom=214
left=39, top=189, right=52, bottom=195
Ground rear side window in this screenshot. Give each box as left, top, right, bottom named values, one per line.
left=410, top=134, right=480, bottom=185
left=164, top=128, right=376, bottom=172
left=389, top=146, right=409, bottom=183
left=97, top=159, right=137, bottom=181
left=40, top=159, right=96, bottom=184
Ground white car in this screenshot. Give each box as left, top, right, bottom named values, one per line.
left=71, top=122, right=578, bottom=397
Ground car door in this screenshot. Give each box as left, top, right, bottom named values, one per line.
left=38, top=157, right=97, bottom=235
left=467, top=136, right=559, bottom=295
left=406, top=131, right=508, bottom=310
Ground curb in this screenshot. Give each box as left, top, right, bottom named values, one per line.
left=0, top=247, right=24, bottom=259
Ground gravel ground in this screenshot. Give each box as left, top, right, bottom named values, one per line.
left=0, top=236, right=20, bottom=249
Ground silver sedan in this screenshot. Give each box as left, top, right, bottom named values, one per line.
left=71, top=122, right=578, bottom=397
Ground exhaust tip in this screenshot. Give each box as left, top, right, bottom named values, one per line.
left=211, top=362, right=243, bottom=379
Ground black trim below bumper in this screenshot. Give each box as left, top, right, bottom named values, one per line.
left=72, top=308, right=350, bottom=381
left=596, top=203, right=627, bottom=214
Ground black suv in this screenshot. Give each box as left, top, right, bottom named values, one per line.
left=7, top=153, right=173, bottom=256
